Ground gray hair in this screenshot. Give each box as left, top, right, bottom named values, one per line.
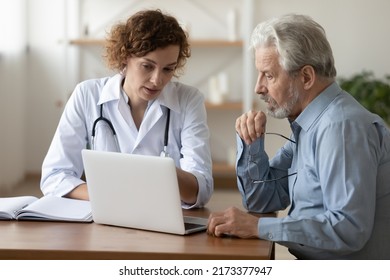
left=250, top=14, right=336, bottom=79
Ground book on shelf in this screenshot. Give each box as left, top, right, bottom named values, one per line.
left=0, top=195, right=92, bottom=222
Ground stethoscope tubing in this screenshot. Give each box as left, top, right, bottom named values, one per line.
left=91, top=104, right=170, bottom=157
left=92, top=104, right=117, bottom=137
left=161, top=108, right=170, bottom=157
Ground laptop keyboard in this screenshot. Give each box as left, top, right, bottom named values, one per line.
left=185, top=222, right=204, bottom=231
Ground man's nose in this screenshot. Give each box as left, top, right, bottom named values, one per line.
left=255, top=75, right=267, bottom=95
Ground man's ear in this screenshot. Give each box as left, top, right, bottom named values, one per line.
left=300, top=65, right=316, bottom=90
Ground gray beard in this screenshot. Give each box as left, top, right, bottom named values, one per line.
left=264, top=83, right=300, bottom=119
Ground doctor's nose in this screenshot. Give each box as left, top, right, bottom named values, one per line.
left=150, top=70, right=163, bottom=87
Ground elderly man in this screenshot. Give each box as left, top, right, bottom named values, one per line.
left=207, top=14, right=390, bottom=260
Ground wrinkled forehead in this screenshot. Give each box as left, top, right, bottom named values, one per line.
left=254, top=46, right=281, bottom=70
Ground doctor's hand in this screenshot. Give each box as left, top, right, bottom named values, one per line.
left=235, top=110, right=267, bottom=145
left=207, top=207, right=259, bottom=239
left=64, top=183, right=90, bottom=201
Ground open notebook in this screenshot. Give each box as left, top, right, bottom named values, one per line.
left=81, top=149, right=207, bottom=235
left=0, top=195, right=92, bottom=222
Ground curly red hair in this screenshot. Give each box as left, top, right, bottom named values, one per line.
left=104, top=9, right=191, bottom=77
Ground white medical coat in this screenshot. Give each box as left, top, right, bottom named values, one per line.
left=41, top=74, right=213, bottom=208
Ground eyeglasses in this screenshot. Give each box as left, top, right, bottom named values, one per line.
left=265, top=132, right=296, bottom=144
left=252, top=172, right=297, bottom=183
left=251, top=132, right=297, bottom=183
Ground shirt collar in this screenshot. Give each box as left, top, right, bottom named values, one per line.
left=155, top=81, right=181, bottom=113
left=294, top=82, right=343, bottom=132
left=98, top=73, right=123, bottom=105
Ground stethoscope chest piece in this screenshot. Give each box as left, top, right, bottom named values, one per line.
left=160, top=149, right=169, bottom=158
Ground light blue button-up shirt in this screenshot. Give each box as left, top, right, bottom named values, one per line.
left=236, top=82, right=390, bottom=259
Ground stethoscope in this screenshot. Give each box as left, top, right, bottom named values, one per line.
left=91, top=104, right=171, bottom=157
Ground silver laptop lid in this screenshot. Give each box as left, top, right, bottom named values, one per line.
left=82, top=149, right=188, bottom=235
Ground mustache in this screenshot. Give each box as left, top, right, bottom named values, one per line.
left=259, top=94, right=273, bottom=104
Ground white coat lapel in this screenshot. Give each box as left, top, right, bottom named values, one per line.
left=134, top=102, right=163, bottom=147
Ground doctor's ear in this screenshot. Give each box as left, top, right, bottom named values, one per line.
left=121, top=57, right=132, bottom=72
left=120, top=65, right=127, bottom=75
left=299, top=65, right=315, bottom=90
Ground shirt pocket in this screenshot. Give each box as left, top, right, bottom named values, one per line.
left=290, top=166, right=322, bottom=208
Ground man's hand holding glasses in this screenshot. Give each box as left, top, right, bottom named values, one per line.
left=235, top=110, right=267, bottom=145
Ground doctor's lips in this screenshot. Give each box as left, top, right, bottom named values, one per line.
left=144, top=86, right=161, bottom=95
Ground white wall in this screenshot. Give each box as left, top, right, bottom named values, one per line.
left=25, top=0, right=69, bottom=174
left=0, top=0, right=27, bottom=189
left=2, top=0, right=390, bottom=179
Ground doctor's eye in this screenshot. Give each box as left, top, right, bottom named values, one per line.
left=141, top=63, right=154, bottom=71
left=163, top=67, right=175, bottom=73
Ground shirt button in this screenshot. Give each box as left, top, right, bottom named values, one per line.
left=268, top=233, right=273, bottom=239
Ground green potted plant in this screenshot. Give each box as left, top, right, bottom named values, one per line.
left=338, top=71, right=390, bottom=124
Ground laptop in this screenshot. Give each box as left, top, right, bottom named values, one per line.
left=81, top=149, right=208, bottom=235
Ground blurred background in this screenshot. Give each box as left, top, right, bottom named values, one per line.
left=1, top=0, right=390, bottom=191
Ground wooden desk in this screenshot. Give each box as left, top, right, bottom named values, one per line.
left=0, top=191, right=275, bottom=260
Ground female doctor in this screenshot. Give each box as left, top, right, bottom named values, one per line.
left=40, top=9, right=213, bottom=208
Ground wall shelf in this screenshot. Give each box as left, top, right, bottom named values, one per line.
left=68, top=38, right=105, bottom=45
left=213, top=162, right=237, bottom=189
left=212, top=162, right=235, bottom=176
left=205, top=101, right=242, bottom=110
left=68, top=38, right=243, bottom=47
left=190, top=40, right=243, bottom=47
